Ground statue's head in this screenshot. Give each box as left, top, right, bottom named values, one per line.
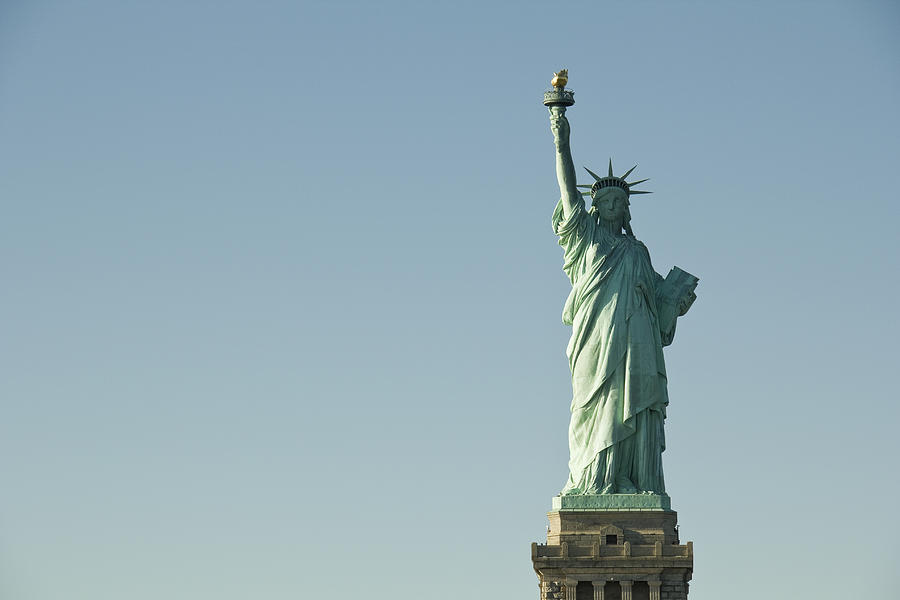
left=577, top=160, right=652, bottom=236
left=592, top=186, right=629, bottom=223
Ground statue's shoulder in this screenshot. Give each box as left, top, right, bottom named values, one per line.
left=624, top=234, right=649, bottom=251
left=623, top=235, right=654, bottom=262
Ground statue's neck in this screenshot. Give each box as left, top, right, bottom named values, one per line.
left=598, top=217, right=623, bottom=236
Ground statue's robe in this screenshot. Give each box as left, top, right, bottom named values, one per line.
left=553, top=199, right=669, bottom=495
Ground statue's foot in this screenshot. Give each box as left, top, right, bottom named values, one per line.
left=616, top=478, right=638, bottom=494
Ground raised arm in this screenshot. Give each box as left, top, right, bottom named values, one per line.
left=549, top=106, right=582, bottom=219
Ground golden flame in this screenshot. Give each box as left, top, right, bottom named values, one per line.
left=551, top=69, right=568, bottom=88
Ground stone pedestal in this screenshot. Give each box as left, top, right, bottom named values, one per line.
left=532, top=499, right=693, bottom=600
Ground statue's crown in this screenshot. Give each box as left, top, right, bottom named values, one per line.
left=577, top=159, right=652, bottom=198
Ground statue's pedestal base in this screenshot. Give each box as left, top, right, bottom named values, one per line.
left=532, top=499, right=693, bottom=600
left=552, top=494, right=671, bottom=511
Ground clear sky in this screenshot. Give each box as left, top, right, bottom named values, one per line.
left=1, top=1, right=898, bottom=598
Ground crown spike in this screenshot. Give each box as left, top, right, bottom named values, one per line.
left=580, top=192, right=592, bottom=196
left=608, top=158, right=614, bottom=177
left=576, top=184, right=593, bottom=189
left=627, top=178, right=650, bottom=186
left=629, top=190, right=653, bottom=195
left=584, top=166, right=603, bottom=181
left=621, top=165, right=638, bottom=179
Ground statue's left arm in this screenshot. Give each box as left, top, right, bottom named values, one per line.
left=654, top=267, right=699, bottom=346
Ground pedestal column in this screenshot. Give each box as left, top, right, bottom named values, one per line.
left=565, top=579, right=577, bottom=600
left=620, top=580, right=633, bottom=600
left=592, top=581, right=605, bottom=600
left=648, top=580, right=661, bottom=600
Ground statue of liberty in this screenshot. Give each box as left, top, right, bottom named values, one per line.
left=545, top=71, right=697, bottom=497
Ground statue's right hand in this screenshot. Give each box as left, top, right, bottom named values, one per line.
left=549, top=110, right=570, bottom=145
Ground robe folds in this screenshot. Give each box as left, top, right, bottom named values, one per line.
left=553, top=199, right=669, bottom=495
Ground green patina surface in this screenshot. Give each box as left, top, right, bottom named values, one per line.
left=545, top=72, right=698, bottom=506
left=552, top=493, right=671, bottom=511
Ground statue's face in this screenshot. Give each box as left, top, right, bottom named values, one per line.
left=593, top=187, right=629, bottom=223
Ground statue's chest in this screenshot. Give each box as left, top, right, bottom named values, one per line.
left=583, top=237, right=648, bottom=282
left=584, top=234, right=628, bottom=265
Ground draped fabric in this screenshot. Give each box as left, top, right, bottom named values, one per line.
left=553, top=199, right=669, bottom=495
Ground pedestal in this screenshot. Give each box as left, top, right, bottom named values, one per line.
left=532, top=499, right=693, bottom=600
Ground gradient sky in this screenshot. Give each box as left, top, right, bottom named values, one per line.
left=1, top=1, right=899, bottom=599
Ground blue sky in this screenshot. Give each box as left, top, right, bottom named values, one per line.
left=1, top=1, right=898, bottom=598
